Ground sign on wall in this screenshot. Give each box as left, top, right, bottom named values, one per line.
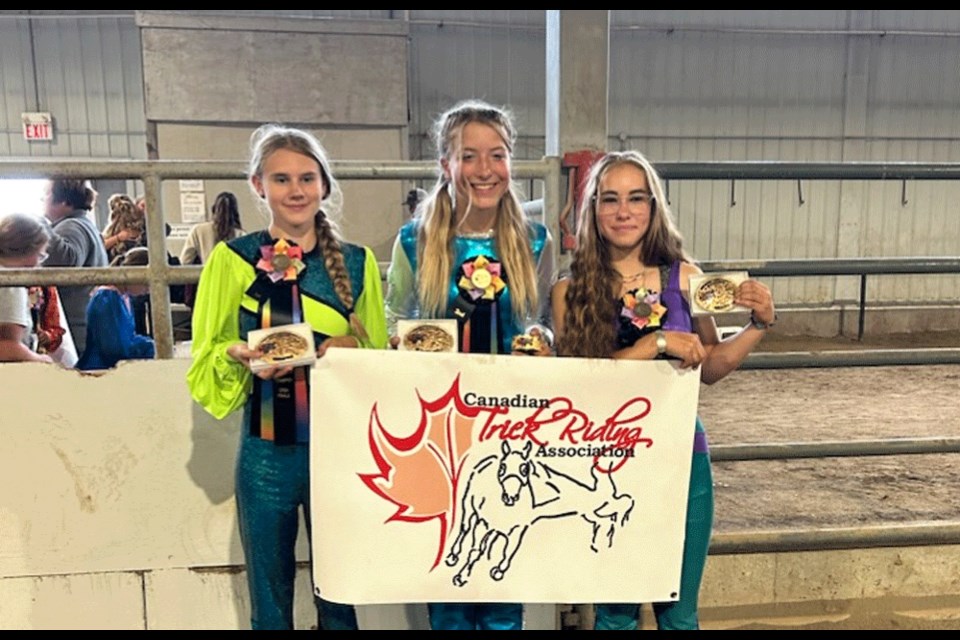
left=310, top=350, right=701, bottom=605
left=22, top=112, right=54, bottom=141
left=180, top=191, right=206, bottom=224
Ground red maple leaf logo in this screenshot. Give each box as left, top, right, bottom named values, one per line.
left=359, top=376, right=499, bottom=570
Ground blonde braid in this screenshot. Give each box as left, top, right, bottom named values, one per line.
left=315, top=213, right=369, bottom=342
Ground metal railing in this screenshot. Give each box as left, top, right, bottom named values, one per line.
left=3, top=157, right=960, bottom=556
left=701, top=256, right=960, bottom=344
left=704, top=256, right=960, bottom=369
left=0, top=158, right=563, bottom=358
left=4, top=158, right=958, bottom=364
left=706, top=435, right=960, bottom=553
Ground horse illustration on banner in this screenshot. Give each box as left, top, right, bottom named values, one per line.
left=445, top=440, right=635, bottom=586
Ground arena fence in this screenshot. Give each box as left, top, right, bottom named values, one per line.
left=2, top=157, right=959, bottom=554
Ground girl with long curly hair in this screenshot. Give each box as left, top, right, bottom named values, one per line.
left=552, top=150, right=776, bottom=630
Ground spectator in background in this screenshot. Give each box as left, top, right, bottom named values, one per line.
left=121, top=195, right=185, bottom=329
left=31, top=283, right=78, bottom=368
left=0, top=213, right=54, bottom=363
left=134, top=195, right=170, bottom=251
left=102, top=193, right=145, bottom=261
left=76, top=247, right=155, bottom=372
left=179, top=191, right=245, bottom=309
left=127, top=195, right=170, bottom=252
left=403, top=187, right=428, bottom=218
left=179, top=191, right=245, bottom=266
left=42, top=178, right=109, bottom=355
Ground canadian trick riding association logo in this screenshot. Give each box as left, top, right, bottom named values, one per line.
left=359, top=376, right=652, bottom=586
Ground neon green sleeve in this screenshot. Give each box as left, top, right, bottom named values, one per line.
left=185, top=242, right=252, bottom=419
left=356, top=246, right=389, bottom=350
left=384, top=232, right=417, bottom=337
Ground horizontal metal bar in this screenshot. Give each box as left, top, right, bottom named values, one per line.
left=658, top=161, right=960, bottom=180
left=7, top=257, right=958, bottom=288
left=699, top=257, right=960, bottom=276
left=711, top=437, right=960, bottom=462
left=0, top=159, right=551, bottom=181
left=710, top=521, right=960, bottom=555
left=0, top=160, right=246, bottom=180
left=5, top=159, right=960, bottom=181
left=388, top=258, right=960, bottom=279
left=1, top=265, right=203, bottom=287
left=742, top=349, right=960, bottom=368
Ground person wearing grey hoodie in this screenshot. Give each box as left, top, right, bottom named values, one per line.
left=42, top=178, right=108, bottom=354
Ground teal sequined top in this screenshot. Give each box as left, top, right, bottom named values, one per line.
left=385, top=220, right=555, bottom=354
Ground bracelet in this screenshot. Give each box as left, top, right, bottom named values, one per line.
left=655, top=330, right=668, bottom=355
left=750, top=312, right=777, bottom=331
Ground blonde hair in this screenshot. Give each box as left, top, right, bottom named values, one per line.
left=559, top=150, right=691, bottom=358
left=248, top=124, right=367, bottom=341
left=416, top=100, right=538, bottom=320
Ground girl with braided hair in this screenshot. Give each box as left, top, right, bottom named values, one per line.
left=187, top=124, right=387, bottom=630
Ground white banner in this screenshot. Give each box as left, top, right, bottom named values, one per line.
left=310, top=350, right=700, bottom=605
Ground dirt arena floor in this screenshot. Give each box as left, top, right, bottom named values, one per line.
left=700, top=331, right=960, bottom=532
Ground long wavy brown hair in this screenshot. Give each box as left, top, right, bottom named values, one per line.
left=103, top=194, right=144, bottom=239
left=558, top=151, right=691, bottom=358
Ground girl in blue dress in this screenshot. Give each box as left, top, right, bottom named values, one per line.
left=385, top=100, right=557, bottom=630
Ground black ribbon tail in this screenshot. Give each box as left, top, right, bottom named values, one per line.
left=451, top=295, right=476, bottom=352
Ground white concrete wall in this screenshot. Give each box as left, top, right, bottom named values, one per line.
left=0, top=359, right=560, bottom=630
left=3, top=359, right=960, bottom=629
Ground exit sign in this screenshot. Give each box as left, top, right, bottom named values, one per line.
left=22, top=112, right=54, bottom=141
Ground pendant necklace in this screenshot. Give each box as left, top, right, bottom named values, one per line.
left=618, top=268, right=646, bottom=284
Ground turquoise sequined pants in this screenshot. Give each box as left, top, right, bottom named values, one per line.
left=236, top=435, right=358, bottom=630
left=428, top=603, right=524, bottom=630
left=594, top=448, right=715, bottom=631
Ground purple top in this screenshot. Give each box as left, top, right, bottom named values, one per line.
left=613, top=260, right=707, bottom=451
left=660, top=261, right=693, bottom=333
left=616, top=260, right=693, bottom=348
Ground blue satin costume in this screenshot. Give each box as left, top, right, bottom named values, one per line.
left=594, top=261, right=714, bottom=631
left=385, top=219, right=553, bottom=630
left=187, top=230, right=388, bottom=630
left=76, top=288, right=155, bottom=371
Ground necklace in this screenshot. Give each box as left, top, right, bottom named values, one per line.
left=617, top=268, right=646, bottom=283
left=457, top=228, right=495, bottom=239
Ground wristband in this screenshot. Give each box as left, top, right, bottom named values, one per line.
left=750, top=312, right=777, bottom=330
